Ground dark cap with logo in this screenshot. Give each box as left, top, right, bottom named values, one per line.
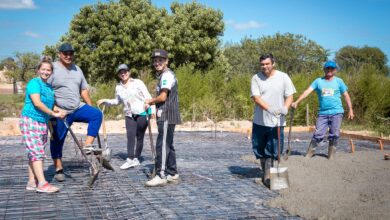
left=58, top=43, right=75, bottom=52
left=151, top=49, right=168, bottom=59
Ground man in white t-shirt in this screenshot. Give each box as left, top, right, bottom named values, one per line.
left=250, top=53, right=296, bottom=188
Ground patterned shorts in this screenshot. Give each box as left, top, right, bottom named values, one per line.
left=19, top=116, right=48, bottom=161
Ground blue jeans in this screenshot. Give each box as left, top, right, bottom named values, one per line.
left=312, top=113, right=343, bottom=142
left=50, top=105, right=102, bottom=159
left=252, top=123, right=284, bottom=160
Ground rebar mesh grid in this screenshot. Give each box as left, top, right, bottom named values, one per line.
left=0, top=131, right=386, bottom=219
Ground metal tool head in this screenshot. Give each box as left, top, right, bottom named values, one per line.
left=102, top=147, right=112, bottom=162
left=88, top=165, right=100, bottom=188
left=270, top=166, right=289, bottom=190
left=97, top=156, right=115, bottom=171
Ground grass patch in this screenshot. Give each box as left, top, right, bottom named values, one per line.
left=0, top=94, right=24, bottom=120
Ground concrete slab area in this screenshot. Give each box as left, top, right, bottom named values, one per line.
left=0, top=131, right=387, bottom=219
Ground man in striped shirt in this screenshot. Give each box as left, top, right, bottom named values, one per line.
left=145, top=49, right=181, bottom=187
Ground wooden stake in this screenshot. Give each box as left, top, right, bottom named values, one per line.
left=349, top=137, right=355, bottom=153
left=306, top=104, right=310, bottom=126
left=378, top=139, right=384, bottom=151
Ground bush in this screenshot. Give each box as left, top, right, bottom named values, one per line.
left=58, top=64, right=390, bottom=136
left=90, top=80, right=123, bottom=120
left=291, top=65, right=390, bottom=135
left=0, top=94, right=24, bottom=120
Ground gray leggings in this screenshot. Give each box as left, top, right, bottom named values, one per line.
left=312, top=113, right=343, bottom=142
left=125, top=115, right=148, bottom=159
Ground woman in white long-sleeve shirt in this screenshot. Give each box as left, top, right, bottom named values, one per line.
left=97, top=64, right=155, bottom=169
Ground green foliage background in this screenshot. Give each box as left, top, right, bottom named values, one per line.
left=1, top=0, right=389, bottom=135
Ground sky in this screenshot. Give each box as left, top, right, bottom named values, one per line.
left=0, top=0, right=389, bottom=63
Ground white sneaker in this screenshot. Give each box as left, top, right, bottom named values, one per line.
left=120, top=158, right=134, bottom=170
left=145, top=175, right=167, bottom=187
left=132, top=158, right=141, bottom=167
left=166, top=174, right=179, bottom=182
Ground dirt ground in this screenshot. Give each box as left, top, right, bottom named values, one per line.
left=1, top=118, right=389, bottom=219
left=266, top=151, right=390, bottom=220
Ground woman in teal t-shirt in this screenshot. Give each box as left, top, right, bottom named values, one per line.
left=19, top=56, right=63, bottom=193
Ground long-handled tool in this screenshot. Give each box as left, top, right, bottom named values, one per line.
left=97, top=104, right=114, bottom=171
left=283, top=108, right=295, bottom=161
left=146, top=110, right=156, bottom=177
left=62, top=119, right=101, bottom=187
left=270, top=117, right=289, bottom=190
left=63, top=112, right=114, bottom=187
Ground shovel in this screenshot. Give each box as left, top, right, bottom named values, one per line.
left=270, top=117, right=290, bottom=190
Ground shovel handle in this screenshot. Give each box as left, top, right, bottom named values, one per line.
left=284, top=108, right=295, bottom=160
left=277, top=126, right=281, bottom=163
left=98, top=104, right=107, bottom=142
left=146, top=112, right=156, bottom=177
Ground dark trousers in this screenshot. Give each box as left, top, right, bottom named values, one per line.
left=155, top=121, right=177, bottom=177
left=252, top=123, right=284, bottom=160
left=125, top=115, right=148, bottom=159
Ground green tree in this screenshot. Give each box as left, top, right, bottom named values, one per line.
left=3, top=52, right=40, bottom=83
left=0, top=57, right=16, bottom=83
left=223, top=33, right=328, bottom=75
left=169, top=1, right=224, bottom=70
left=335, top=46, right=388, bottom=75
left=44, top=0, right=224, bottom=83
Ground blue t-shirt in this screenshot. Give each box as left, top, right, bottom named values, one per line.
left=21, top=77, right=55, bottom=123
left=310, top=76, right=348, bottom=115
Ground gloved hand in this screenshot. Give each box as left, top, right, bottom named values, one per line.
left=280, top=106, right=288, bottom=115
left=267, top=106, right=288, bottom=116
left=97, top=99, right=109, bottom=106
left=267, top=106, right=281, bottom=116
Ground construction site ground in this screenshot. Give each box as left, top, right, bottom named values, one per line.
left=0, top=119, right=389, bottom=219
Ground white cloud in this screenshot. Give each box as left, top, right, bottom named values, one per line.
left=24, top=31, right=41, bottom=38
left=227, top=20, right=266, bottom=30
left=0, top=0, right=36, bottom=9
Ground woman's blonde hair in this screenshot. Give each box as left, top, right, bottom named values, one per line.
left=37, top=56, right=53, bottom=71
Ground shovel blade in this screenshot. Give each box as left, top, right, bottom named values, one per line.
left=102, top=148, right=112, bottom=162
left=270, top=167, right=289, bottom=190
left=97, top=157, right=115, bottom=171
left=88, top=171, right=99, bottom=188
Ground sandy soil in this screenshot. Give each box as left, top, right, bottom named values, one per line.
left=1, top=118, right=389, bottom=219
left=266, top=151, right=390, bottom=220
left=0, top=118, right=255, bottom=136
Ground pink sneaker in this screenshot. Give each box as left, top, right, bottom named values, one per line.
left=36, top=182, right=59, bottom=193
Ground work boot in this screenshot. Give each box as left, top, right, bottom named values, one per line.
left=254, top=159, right=266, bottom=185
left=262, top=158, right=272, bottom=188
left=328, top=139, right=337, bottom=160
left=260, top=158, right=265, bottom=172
left=305, top=140, right=317, bottom=158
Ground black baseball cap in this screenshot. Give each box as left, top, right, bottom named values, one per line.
left=58, top=43, right=74, bottom=52
left=151, top=49, right=168, bottom=59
